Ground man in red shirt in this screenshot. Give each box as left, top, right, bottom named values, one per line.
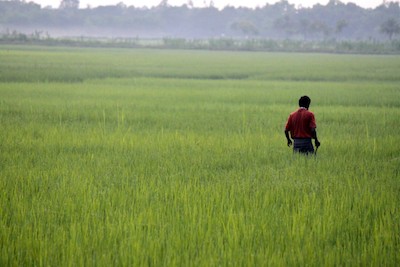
left=285, top=96, right=320, bottom=154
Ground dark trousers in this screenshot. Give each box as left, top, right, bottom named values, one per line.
left=293, top=138, right=314, bottom=154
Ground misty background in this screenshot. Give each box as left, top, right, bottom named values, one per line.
left=0, top=0, right=399, bottom=42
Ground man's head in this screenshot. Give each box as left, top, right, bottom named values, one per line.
left=299, top=95, right=311, bottom=109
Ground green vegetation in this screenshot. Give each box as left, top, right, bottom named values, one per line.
left=1, top=1, right=400, bottom=41
left=0, top=46, right=399, bottom=266
left=2, top=35, right=400, bottom=54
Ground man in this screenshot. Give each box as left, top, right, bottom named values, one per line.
left=284, top=96, right=320, bottom=154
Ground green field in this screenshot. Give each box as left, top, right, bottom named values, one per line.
left=1, top=46, right=399, bottom=266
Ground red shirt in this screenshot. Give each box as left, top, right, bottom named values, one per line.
left=285, top=108, right=316, bottom=139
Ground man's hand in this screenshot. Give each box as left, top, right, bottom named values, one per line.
left=287, top=139, right=293, bottom=147
left=284, top=130, right=292, bottom=147
left=315, top=140, right=320, bottom=148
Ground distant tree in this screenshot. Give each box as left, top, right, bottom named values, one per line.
left=380, top=18, right=400, bottom=40
left=59, top=0, right=79, bottom=9
left=158, top=0, right=169, bottom=8
left=231, top=20, right=259, bottom=36
left=310, top=20, right=332, bottom=39
left=269, top=0, right=295, bottom=15
left=116, top=2, right=127, bottom=9
left=209, top=0, right=215, bottom=8
left=186, top=0, right=194, bottom=8
left=335, top=19, right=348, bottom=38
left=381, top=0, right=391, bottom=8
left=298, top=18, right=311, bottom=39
left=274, top=15, right=288, bottom=28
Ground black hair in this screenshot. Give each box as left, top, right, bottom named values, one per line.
left=299, top=96, right=311, bottom=108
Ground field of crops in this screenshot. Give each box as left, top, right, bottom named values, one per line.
left=1, top=46, right=399, bottom=266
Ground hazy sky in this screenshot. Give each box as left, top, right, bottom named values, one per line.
left=31, top=0, right=391, bottom=9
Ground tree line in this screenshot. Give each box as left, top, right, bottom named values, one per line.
left=0, top=0, right=399, bottom=41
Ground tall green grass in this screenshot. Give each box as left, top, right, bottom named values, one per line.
left=1, top=46, right=400, bottom=83
left=0, top=46, right=399, bottom=266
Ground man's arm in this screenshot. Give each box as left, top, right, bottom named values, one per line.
left=284, top=130, right=292, bottom=147
left=311, top=128, right=320, bottom=148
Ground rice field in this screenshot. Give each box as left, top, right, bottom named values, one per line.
left=0, top=46, right=399, bottom=266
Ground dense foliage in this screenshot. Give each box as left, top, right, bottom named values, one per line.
left=0, top=0, right=399, bottom=40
